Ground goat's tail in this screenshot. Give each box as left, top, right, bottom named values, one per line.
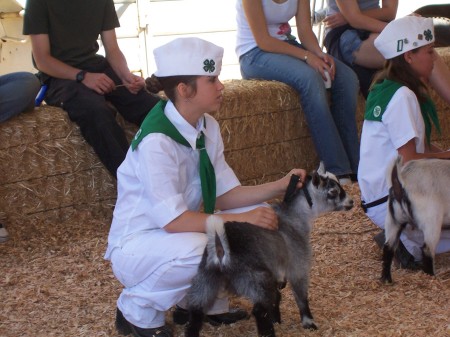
left=390, top=156, right=405, bottom=204
left=389, top=156, right=417, bottom=226
left=205, top=215, right=230, bottom=269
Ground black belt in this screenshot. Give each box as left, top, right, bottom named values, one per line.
left=361, top=195, right=388, bottom=213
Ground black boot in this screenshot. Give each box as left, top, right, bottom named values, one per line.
left=116, top=308, right=173, bottom=337
left=395, top=240, right=422, bottom=271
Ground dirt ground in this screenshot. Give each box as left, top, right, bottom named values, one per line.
left=1, top=183, right=449, bottom=337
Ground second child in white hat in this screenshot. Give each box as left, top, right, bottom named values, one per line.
left=358, top=16, right=450, bottom=269
left=104, top=37, right=307, bottom=337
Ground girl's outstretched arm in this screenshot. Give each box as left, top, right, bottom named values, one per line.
left=163, top=169, right=307, bottom=233
left=216, top=168, right=307, bottom=210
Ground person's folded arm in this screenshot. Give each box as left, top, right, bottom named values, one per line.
left=334, top=0, right=397, bottom=33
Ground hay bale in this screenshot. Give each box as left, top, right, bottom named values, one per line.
left=0, top=106, right=117, bottom=223
left=430, top=48, right=450, bottom=148
left=218, top=79, right=318, bottom=184
left=0, top=81, right=315, bottom=224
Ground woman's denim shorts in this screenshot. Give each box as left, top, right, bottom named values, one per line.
left=339, top=29, right=363, bottom=65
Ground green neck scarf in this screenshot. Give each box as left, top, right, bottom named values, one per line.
left=132, top=100, right=216, bottom=214
left=365, top=79, right=441, bottom=144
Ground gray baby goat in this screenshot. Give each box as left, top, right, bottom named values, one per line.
left=381, top=156, right=450, bottom=283
left=185, top=164, right=354, bottom=337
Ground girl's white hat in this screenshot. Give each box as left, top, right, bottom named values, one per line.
left=374, top=16, right=435, bottom=60
left=153, top=37, right=223, bottom=77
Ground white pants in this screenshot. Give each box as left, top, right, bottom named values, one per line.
left=367, top=202, right=450, bottom=260
left=110, top=204, right=267, bottom=329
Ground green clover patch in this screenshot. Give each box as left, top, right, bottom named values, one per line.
left=424, top=29, right=433, bottom=42
left=203, top=59, right=216, bottom=73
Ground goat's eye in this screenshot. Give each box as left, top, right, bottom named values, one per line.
left=327, top=189, right=338, bottom=199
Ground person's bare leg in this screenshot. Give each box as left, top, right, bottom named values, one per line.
left=353, top=33, right=385, bottom=69
left=429, top=53, right=450, bottom=105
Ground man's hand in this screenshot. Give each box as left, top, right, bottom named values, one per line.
left=123, top=75, right=145, bottom=94
left=82, top=72, right=115, bottom=95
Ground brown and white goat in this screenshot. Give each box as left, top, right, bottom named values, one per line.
left=184, top=164, right=354, bottom=337
left=381, top=156, right=450, bottom=284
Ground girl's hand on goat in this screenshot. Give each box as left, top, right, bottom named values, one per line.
left=283, top=169, right=308, bottom=191
left=241, top=206, right=279, bottom=230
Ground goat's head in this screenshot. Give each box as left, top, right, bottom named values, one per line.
left=282, top=162, right=354, bottom=217
left=307, top=162, right=354, bottom=214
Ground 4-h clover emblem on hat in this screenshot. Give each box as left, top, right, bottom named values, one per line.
left=203, top=59, right=216, bottom=73
left=153, top=37, right=224, bottom=77
left=374, top=16, right=435, bottom=59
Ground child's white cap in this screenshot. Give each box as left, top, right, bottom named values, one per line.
left=153, top=37, right=224, bottom=77
left=374, top=16, right=435, bottom=59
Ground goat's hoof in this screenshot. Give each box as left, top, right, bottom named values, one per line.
left=380, top=276, right=393, bottom=285
left=423, top=268, right=435, bottom=276
left=302, top=320, right=318, bottom=330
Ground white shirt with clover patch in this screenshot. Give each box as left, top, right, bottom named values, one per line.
left=105, top=100, right=240, bottom=260
left=359, top=86, right=425, bottom=207
left=104, top=100, right=241, bottom=328
left=359, top=86, right=450, bottom=260
left=358, top=86, right=430, bottom=259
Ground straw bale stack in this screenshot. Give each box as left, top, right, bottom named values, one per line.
left=430, top=48, right=450, bottom=148
left=0, top=81, right=312, bottom=224
left=0, top=47, right=449, bottom=225
left=217, top=79, right=317, bottom=185
left=0, top=106, right=118, bottom=224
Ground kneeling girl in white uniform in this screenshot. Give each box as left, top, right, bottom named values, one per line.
left=104, top=37, right=307, bottom=337
left=358, top=16, right=450, bottom=268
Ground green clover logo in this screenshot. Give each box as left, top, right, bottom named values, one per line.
left=373, top=106, right=381, bottom=118
left=203, top=59, right=216, bottom=73
left=424, top=29, right=433, bottom=41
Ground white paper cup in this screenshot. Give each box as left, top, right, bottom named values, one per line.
left=324, top=70, right=331, bottom=89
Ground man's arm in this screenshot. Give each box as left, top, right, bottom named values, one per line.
left=30, top=33, right=116, bottom=95
left=101, top=29, right=145, bottom=94
left=30, top=34, right=80, bottom=81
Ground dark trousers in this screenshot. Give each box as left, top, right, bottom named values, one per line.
left=44, top=59, right=159, bottom=177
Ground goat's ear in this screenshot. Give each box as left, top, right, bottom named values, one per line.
left=311, top=171, right=320, bottom=187
left=317, top=161, right=326, bottom=175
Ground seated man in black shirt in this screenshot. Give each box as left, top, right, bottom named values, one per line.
left=23, top=0, right=159, bottom=177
